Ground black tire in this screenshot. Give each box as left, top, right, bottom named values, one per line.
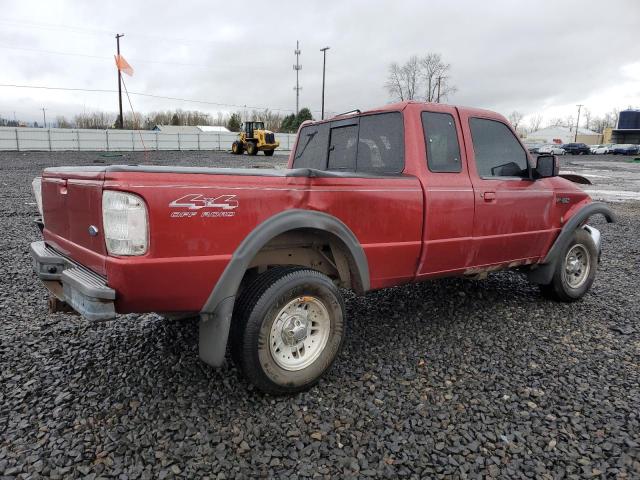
left=231, top=141, right=244, bottom=155
left=263, top=149, right=275, bottom=156
left=246, top=142, right=258, bottom=156
left=230, top=267, right=346, bottom=395
left=540, top=229, right=598, bottom=302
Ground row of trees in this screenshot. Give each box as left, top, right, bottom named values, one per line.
left=48, top=107, right=315, bottom=133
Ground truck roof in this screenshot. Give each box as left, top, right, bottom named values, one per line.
left=304, top=101, right=506, bottom=127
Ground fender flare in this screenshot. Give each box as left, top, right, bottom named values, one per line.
left=198, top=209, right=370, bottom=367
left=527, top=202, right=616, bottom=284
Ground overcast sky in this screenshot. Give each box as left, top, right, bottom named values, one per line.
left=1, top=0, right=639, bottom=127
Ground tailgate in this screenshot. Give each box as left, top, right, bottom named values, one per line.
left=42, top=167, right=107, bottom=275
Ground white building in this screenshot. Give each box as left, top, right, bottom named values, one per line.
left=524, top=126, right=602, bottom=145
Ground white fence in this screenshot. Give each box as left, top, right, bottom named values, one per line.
left=0, top=127, right=297, bottom=152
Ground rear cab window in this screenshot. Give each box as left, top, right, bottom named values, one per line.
left=328, top=124, right=358, bottom=171
left=421, top=111, right=461, bottom=173
left=468, top=118, right=530, bottom=179
left=292, top=112, right=404, bottom=175
left=292, top=123, right=329, bottom=169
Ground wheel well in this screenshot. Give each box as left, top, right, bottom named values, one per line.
left=241, top=228, right=363, bottom=294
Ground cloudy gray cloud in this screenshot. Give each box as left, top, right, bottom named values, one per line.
left=1, top=0, right=638, bottom=125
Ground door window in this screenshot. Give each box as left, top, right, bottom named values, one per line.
left=422, top=112, right=461, bottom=172
left=328, top=125, right=358, bottom=171
left=469, top=118, right=529, bottom=178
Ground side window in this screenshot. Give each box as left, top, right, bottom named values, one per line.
left=469, top=118, right=529, bottom=178
left=356, top=112, right=404, bottom=173
left=328, top=124, right=357, bottom=171
left=421, top=112, right=461, bottom=172
left=292, top=123, right=329, bottom=169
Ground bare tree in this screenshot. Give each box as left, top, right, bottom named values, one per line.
left=582, top=108, right=592, bottom=131
left=385, top=53, right=456, bottom=103
left=385, top=56, right=421, bottom=101
left=74, top=112, right=116, bottom=129
left=606, top=108, right=620, bottom=128
left=528, top=114, right=543, bottom=132
left=508, top=111, right=524, bottom=131
left=562, top=115, right=575, bottom=129
left=547, top=117, right=564, bottom=127
left=55, top=116, right=73, bottom=128
left=250, top=109, right=287, bottom=132
left=421, top=53, right=456, bottom=102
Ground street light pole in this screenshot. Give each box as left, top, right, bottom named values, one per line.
left=320, top=47, right=330, bottom=120
left=115, top=33, right=125, bottom=129
left=574, top=104, right=583, bottom=142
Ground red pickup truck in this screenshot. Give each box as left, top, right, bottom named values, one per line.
left=31, top=101, right=615, bottom=394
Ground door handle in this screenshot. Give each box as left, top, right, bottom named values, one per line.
left=482, top=191, right=496, bottom=201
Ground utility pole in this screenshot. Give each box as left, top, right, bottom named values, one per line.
left=320, top=47, right=330, bottom=120
left=293, top=40, right=302, bottom=116
left=115, top=33, right=125, bottom=129
left=574, top=104, right=583, bottom=142
left=41, top=107, right=47, bottom=128
left=436, top=76, right=442, bottom=103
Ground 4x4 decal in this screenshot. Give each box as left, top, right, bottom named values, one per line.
left=169, top=194, right=238, bottom=218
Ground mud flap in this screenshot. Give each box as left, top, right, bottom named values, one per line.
left=198, top=296, right=235, bottom=367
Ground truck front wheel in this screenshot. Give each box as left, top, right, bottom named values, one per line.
left=246, top=142, right=258, bottom=155
left=231, top=267, right=345, bottom=394
left=540, top=228, right=598, bottom=302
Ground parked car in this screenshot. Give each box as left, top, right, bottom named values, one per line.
left=561, top=143, right=591, bottom=155
left=30, top=102, right=616, bottom=394
left=526, top=143, right=545, bottom=154
left=611, top=144, right=640, bottom=155
left=590, top=144, right=613, bottom=154
left=538, top=144, right=566, bottom=155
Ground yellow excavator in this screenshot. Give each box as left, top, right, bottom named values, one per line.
left=231, top=121, right=279, bottom=156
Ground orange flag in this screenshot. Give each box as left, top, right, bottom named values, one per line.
left=114, top=54, right=134, bottom=76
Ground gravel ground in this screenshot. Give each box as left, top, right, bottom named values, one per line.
left=1, top=151, right=639, bottom=479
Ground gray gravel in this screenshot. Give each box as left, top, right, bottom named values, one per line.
left=1, top=151, right=639, bottom=479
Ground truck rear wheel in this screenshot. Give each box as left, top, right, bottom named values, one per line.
left=231, top=141, right=244, bottom=154
left=246, top=142, right=258, bottom=156
left=540, top=228, right=598, bottom=302
left=264, top=149, right=275, bottom=156
left=230, top=267, right=345, bottom=395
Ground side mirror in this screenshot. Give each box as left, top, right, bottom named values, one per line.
left=535, top=154, right=559, bottom=178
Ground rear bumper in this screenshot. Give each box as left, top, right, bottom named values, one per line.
left=30, top=241, right=116, bottom=321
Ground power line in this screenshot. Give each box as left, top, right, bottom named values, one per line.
left=0, top=83, right=320, bottom=114
left=0, top=44, right=224, bottom=70
left=0, top=18, right=231, bottom=47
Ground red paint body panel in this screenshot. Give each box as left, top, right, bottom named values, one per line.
left=40, top=101, right=591, bottom=315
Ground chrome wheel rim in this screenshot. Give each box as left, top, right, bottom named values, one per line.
left=269, top=296, right=331, bottom=371
left=562, top=244, right=590, bottom=289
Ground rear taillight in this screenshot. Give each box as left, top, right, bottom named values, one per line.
left=32, top=177, right=44, bottom=219
left=102, top=190, right=148, bottom=256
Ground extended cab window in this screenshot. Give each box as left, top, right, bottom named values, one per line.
left=356, top=112, right=404, bottom=174
left=422, top=112, right=461, bottom=172
left=469, top=118, right=529, bottom=178
left=328, top=124, right=358, bottom=171
left=292, top=123, right=329, bottom=169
